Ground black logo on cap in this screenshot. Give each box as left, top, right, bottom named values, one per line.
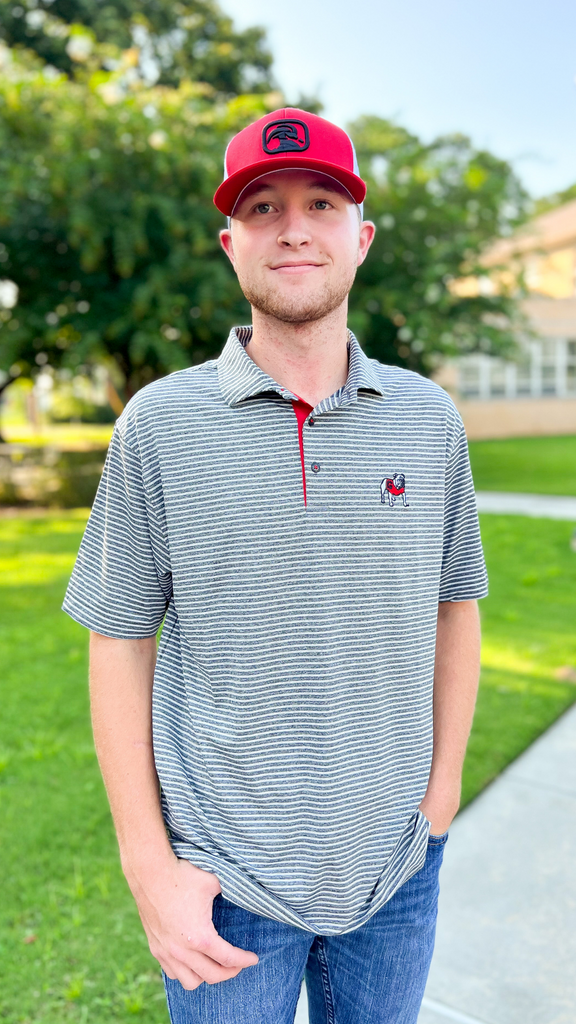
left=262, top=119, right=310, bottom=155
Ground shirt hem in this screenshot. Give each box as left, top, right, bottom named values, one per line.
left=168, top=809, right=431, bottom=936
left=61, top=599, right=160, bottom=640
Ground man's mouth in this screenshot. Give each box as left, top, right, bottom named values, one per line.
left=269, top=262, right=326, bottom=274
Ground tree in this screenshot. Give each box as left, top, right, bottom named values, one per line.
left=0, top=13, right=532, bottom=419
left=533, top=181, right=576, bottom=216
left=0, top=0, right=273, bottom=93
left=0, top=38, right=278, bottom=401
left=348, top=116, right=530, bottom=376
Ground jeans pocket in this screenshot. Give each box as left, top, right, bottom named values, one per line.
left=427, top=830, right=449, bottom=846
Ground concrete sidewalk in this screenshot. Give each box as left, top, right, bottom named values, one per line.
left=475, top=491, right=576, bottom=520
left=297, top=704, right=576, bottom=1023
left=419, top=701, right=576, bottom=1024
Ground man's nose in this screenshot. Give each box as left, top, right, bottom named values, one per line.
left=277, top=209, right=312, bottom=248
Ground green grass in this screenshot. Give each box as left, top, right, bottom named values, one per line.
left=462, top=514, right=576, bottom=803
left=1, top=511, right=576, bottom=1021
left=1, top=422, right=114, bottom=450
left=468, top=434, right=576, bottom=495
left=0, top=513, right=167, bottom=1024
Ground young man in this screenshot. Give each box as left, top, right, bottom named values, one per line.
left=63, top=108, right=487, bottom=1024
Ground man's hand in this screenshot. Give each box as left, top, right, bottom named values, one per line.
left=88, top=632, right=258, bottom=991
left=128, top=856, right=259, bottom=991
left=419, top=781, right=461, bottom=836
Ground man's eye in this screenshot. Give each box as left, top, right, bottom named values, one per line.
left=255, top=203, right=272, bottom=214
left=313, top=200, right=330, bottom=210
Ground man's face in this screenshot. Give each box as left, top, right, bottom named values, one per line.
left=220, top=170, right=375, bottom=325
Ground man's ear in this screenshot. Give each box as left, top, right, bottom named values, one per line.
left=357, top=221, right=376, bottom=267
left=220, top=227, right=235, bottom=268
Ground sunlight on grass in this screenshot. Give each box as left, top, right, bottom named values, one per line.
left=0, top=510, right=167, bottom=1023
left=0, top=509, right=575, bottom=1021
left=0, top=552, right=78, bottom=585
left=2, top=423, right=114, bottom=450
left=461, top=514, right=576, bottom=803
left=481, top=642, right=576, bottom=679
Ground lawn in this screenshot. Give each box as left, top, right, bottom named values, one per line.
left=462, top=514, right=576, bottom=802
left=1, top=422, right=114, bottom=451
left=468, top=433, right=576, bottom=495
left=1, top=510, right=576, bottom=1022
left=0, top=514, right=166, bottom=1024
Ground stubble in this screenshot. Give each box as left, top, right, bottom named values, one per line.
left=236, top=261, right=357, bottom=326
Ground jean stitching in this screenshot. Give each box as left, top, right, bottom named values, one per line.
left=316, top=938, right=336, bottom=1024
left=162, top=973, right=175, bottom=1024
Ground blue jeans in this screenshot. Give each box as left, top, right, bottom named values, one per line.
left=164, top=831, right=448, bottom=1024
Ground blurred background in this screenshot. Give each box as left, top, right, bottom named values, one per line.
left=0, top=1, right=575, bottom=1021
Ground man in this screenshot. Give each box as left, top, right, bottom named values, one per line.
left=63, top=108, right=487, bottom=1024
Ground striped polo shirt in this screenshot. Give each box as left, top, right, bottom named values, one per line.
left=63, top=327, right=487, bottom=935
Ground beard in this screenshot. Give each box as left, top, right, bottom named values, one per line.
left=237, top=263, right=356, bottom=325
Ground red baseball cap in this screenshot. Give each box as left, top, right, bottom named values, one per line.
left=214, top=107, right=366, bottom=216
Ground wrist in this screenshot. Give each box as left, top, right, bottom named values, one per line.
left=120, top=838, right=177, bottom=894
left=419, top=778, right=461, bottom=834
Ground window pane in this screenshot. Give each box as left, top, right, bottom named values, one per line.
left=516, top=362, right=531, bottom=395
left=490, top=362, right=506, bottom=397
left=459, top=364, right=480, bottom=398
left=542, top=364, right=556, bottom=395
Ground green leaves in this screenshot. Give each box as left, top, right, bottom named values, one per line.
left=0, top=7, right=532, bottom=401
left=350, top=116, right=530, bottom=376
left=0, top=0, right=274, bottom=93
left=0, top=47, right=268, bottom=395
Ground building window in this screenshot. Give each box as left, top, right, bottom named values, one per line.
left=489, top=360, right=506, bottom=397
left=567, top=340, right=576, bottom=395
left=541, top=341, right=557, bottom=395
left=516, top=360, right=531, bottom=396
left=459, top=361, right=481, bottom=398
left=457, top=338, right=574, bottom=400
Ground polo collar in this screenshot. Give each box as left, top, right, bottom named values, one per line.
left=217, top=326, right=383, bottom=411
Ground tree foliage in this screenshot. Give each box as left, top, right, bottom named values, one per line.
left=0, top=0, right=273, bottom=93
left=0, top=37, right=278, bottom=397
left=349, top=116, right=530, bottom=376
left=533, top=181, right=576, bottom=217
left=0, top=2, right=531, bottom=411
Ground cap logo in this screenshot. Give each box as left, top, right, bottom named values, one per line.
left=262, top=119, right=310, bottom=155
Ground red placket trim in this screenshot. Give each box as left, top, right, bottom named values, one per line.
left=291, top=398, right=314, bottom=507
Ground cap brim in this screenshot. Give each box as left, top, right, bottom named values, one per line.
left=214, top=157, right=367, bottom=216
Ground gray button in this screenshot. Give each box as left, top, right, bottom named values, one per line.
left=311, top=462, right=320, bottom=474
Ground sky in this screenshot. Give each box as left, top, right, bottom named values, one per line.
left=221, top=0, right=576, bottom=200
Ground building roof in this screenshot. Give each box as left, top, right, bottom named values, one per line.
left=484, top=198, right=576, bottom=266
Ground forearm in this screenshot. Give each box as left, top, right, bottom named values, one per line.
left=420, top=599, right=481, bottom=830
left=89, top=631, right=175, bottom=886
left=88, top=631, right=257, bottom=988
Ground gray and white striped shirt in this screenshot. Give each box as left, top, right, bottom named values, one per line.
left=63, top=327, right=487, bottom=935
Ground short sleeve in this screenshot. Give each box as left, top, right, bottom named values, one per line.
left=62, top=427, right=172, bottom=638
left=439, top=414, right=488, bottom=602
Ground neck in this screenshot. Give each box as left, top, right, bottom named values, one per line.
left=245, top=301, right=350, bottom=408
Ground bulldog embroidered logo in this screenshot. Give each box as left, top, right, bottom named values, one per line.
left=381, top=473, right=410, bottom=507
